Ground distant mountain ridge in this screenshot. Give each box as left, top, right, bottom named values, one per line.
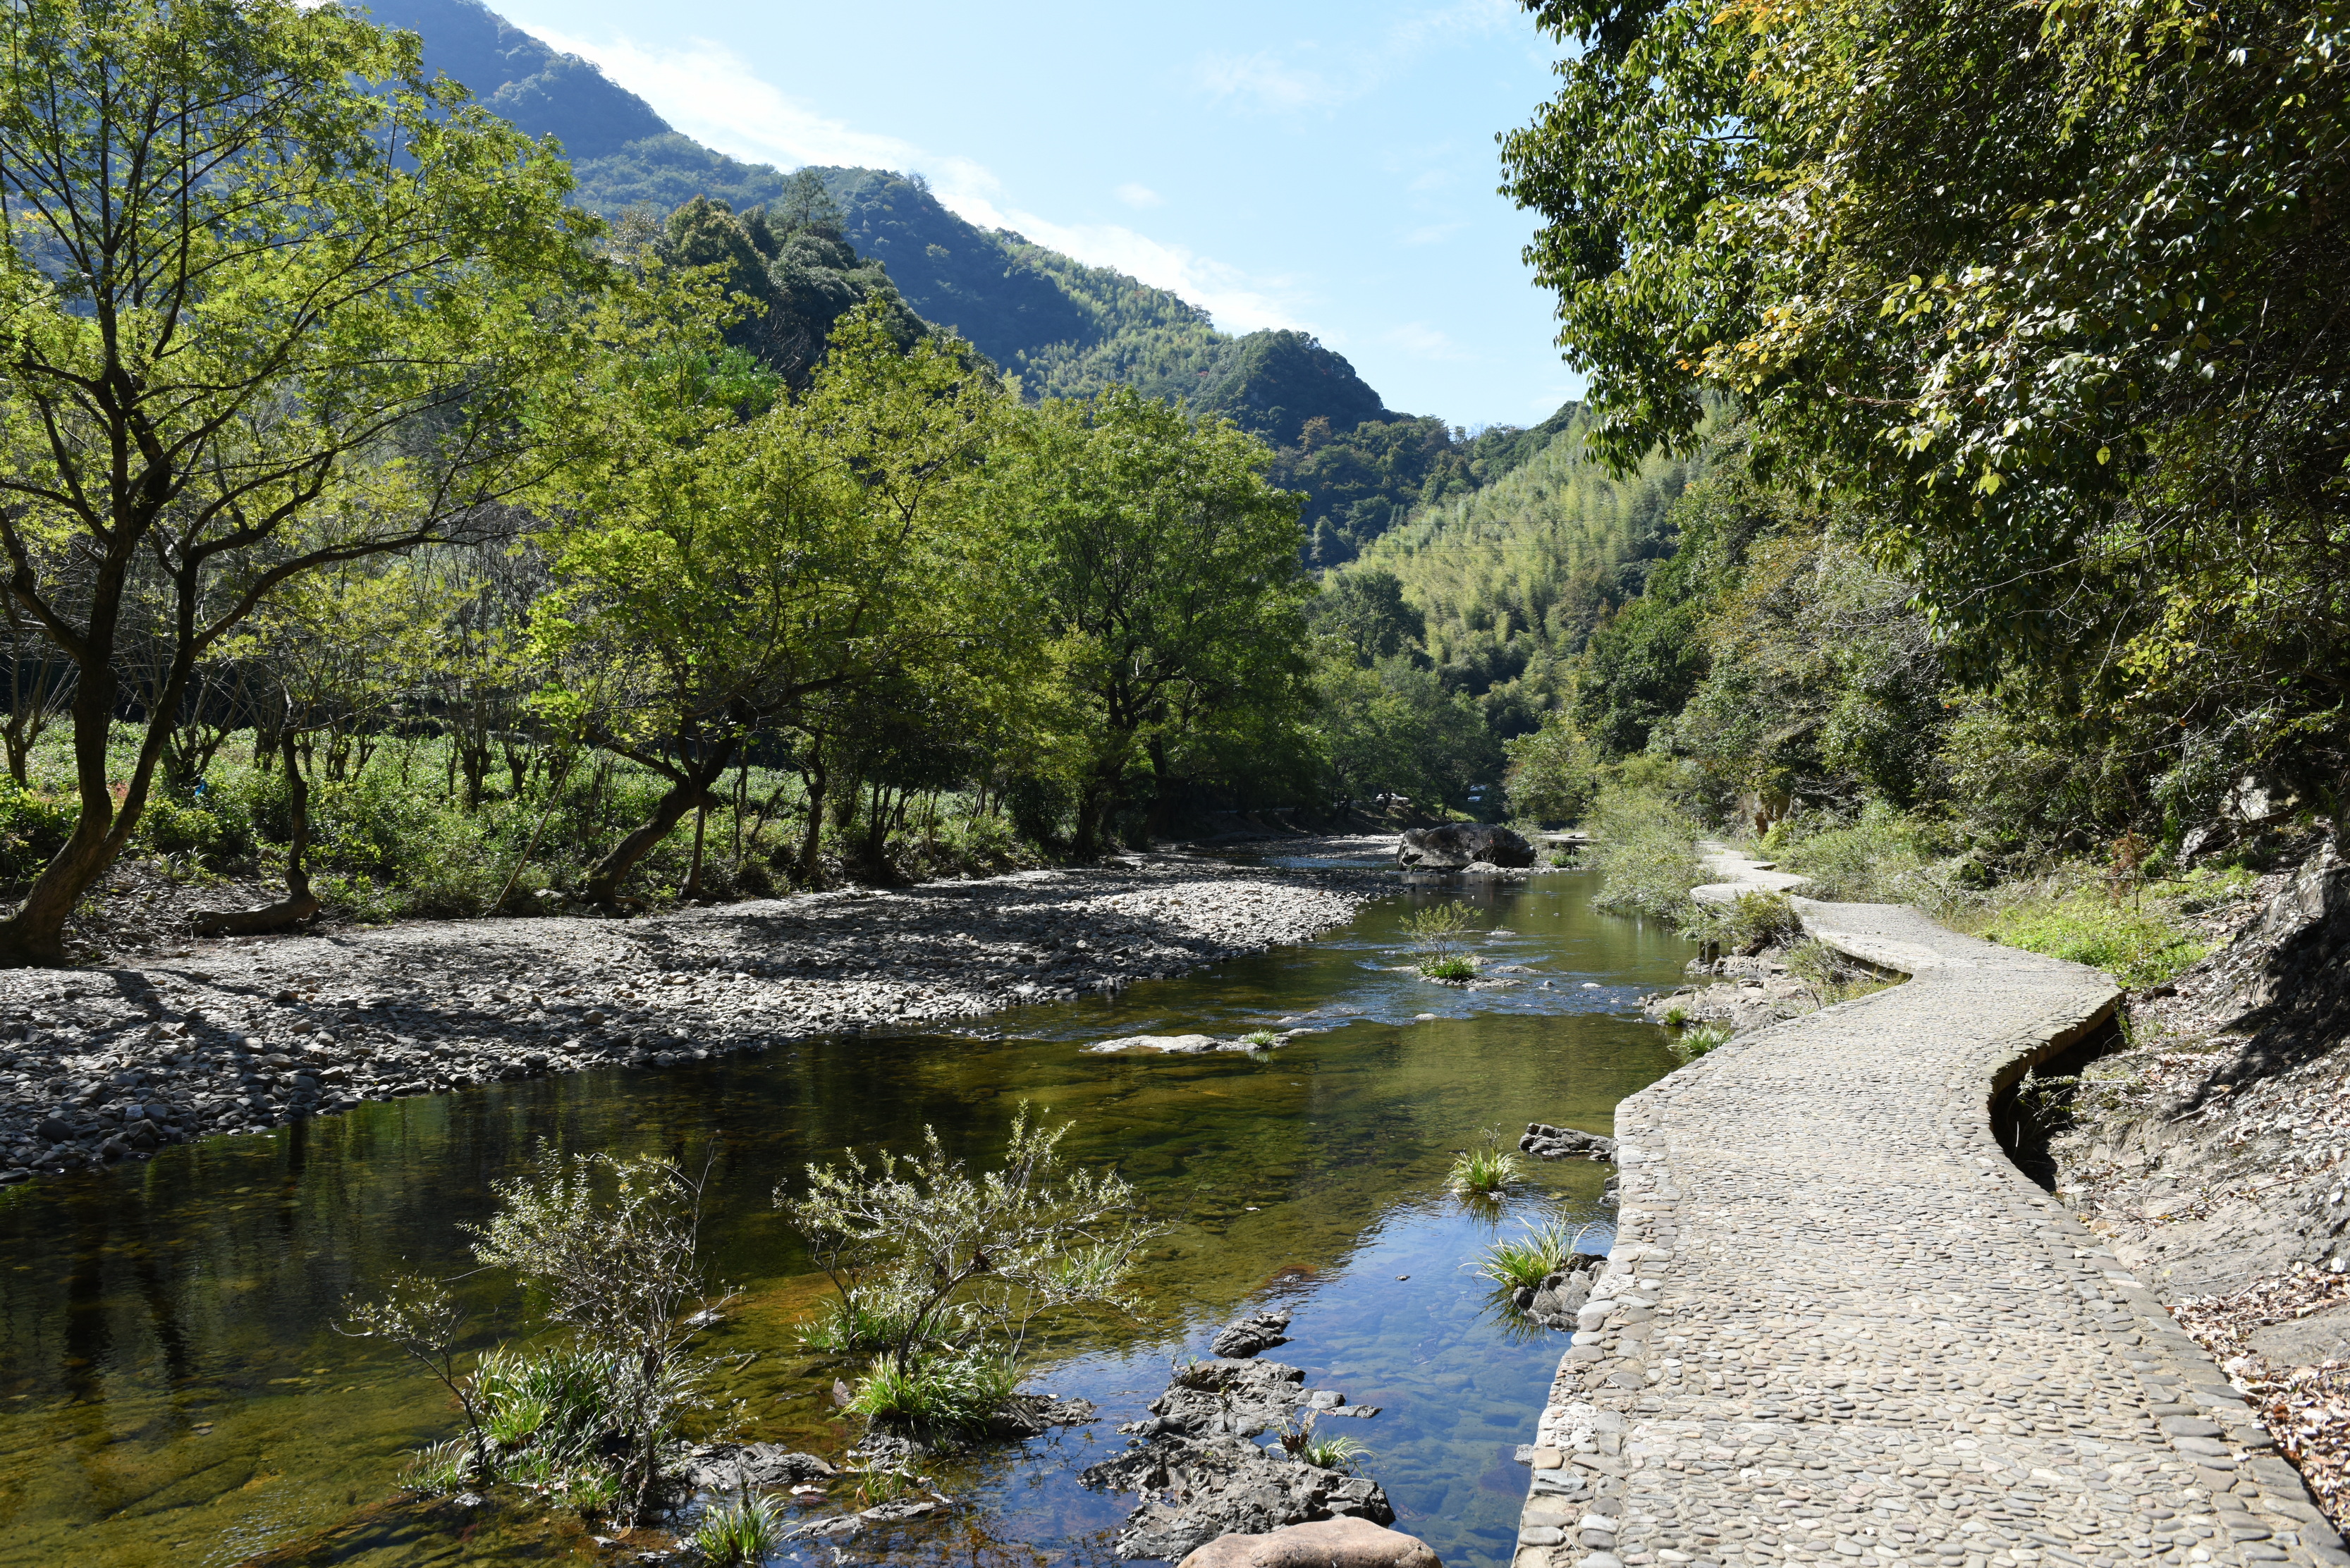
left=356, top=0, right=1579, bottom=558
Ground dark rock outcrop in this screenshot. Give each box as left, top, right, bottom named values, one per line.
left=1395, top=824, right=1536, bottom=869
left=1519, top=1122, right=1616, bottom=1162
left=1086, top=1435, right=1395, bottom=1562
left=1211, top=1308, right=1292, bottom=1359
left=685, top=1443, right=836, bottom=1492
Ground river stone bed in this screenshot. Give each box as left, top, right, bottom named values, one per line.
left=0, top=855, right=1382, bottom=1184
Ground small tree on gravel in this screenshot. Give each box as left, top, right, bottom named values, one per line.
left=777, top=1105, right=1161, bottom=1427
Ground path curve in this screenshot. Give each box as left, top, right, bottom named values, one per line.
left=1513, top=849, right=2347, bottom=1568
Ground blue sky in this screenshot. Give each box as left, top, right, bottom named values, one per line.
left=496, top=0, right=1581, bottom=429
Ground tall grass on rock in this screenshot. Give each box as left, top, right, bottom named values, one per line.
left=777, top=1105, right=1162, bottom=1435
left=1588, top=784, right=1706, bottom=919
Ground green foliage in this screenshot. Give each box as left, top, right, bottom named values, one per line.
left=776, top=1106, right=1160, bottom=1425
left=401, top=1438, right=478, bottom=1495
left=1503, top=0, right=2350, bottom=815
left=1350, top=411, right=1702, bottom=736
left=797, top=1292, right=917, bottom=1356
left=1983, top=895, right=2206, bottom=991
left=1313, top=653, right=1501, bottom=813
left=1586, top=785, right=1705, bottom=921
left=1670, top=1022, right=1733, bottom=1059
left=1505, top=712, right=1601, bottom=825
left=1297, top=1423, right=1370, bottom=1472
left=1401, top=899, right=1482, bottom=976
left=1004, top=386, right=1314, bottom=852
left=1681, top=890, right=1801, bottom=954
left=1770, top=807, right=1937, bottom=902
left=690, top=1489, right=786, bottom=1566
left=1446, top=1128, right=1524, bottom=1195
left=843, top=1348, right=1022, bottom=1432
left=1475, top=1216, right=1589, bottom=1292
left=467, top=1148, right=732, bottom=1521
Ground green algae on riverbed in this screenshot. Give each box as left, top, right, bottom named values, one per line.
left=0, top=872, right=1691, bottom=1567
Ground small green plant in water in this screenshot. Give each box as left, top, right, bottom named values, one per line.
left=1476, top=1216, right=1591, bottom=1292
left=690, top=1489, right=784, bottom=1565
left=845, top=1348, right=1022, bottom=1433
left=560, top=1463, right=623, bottom=1517
left=1277, top=1416, right=1369, bottom=1471
left=1402, top=899, right=1481, bottom=978
left=1239, top=1028, right=1280, bottom=1048
left=1446, top=1127, right=1523, bottom=1195
left=797, top=1291, right=914, bottom=1355
left=400, top=1437, right=477, bottom=1495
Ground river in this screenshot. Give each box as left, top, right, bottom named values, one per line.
left=0, top=861, right=1690, bottom=1567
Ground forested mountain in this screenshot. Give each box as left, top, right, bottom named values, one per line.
left=1330, top=412, right=1702, bottom=738
left=356, top=0, right=1588, bottom=562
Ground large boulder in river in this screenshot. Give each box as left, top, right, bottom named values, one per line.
left=1087, top=1433, right=1396, bottom=1562
left=1180, top=1518, right=1443, bottom=1567
left=1396, top=824, right=1534, bottom=869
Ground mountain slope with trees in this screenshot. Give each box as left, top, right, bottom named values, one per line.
left=357, top=0, right=1584, bottom=563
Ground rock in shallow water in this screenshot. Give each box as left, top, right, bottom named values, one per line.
left=1087, top=1435, right=1396, bottom=1562
left=1210, top=1308, right=1292, bottom=1359
left=1395, top=824, right=1535, bottom=869
left=1519, top=1122, right=1616, bottom=1162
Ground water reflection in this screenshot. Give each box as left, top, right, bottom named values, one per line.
left=0, top=871, right=1690, bottom=1567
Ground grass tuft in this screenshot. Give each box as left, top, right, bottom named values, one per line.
left=1446, top=1127, right=1523, bottom=1195
left=1475, top=1216, right=1591, bottom=1292
left=846, top=1349, right=1021, bottom=1432
left=1669, top=1022, right=1733, bottom=1059
left=690, top=1490, right=785, bottom=1564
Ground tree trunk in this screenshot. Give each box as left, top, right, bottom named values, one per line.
left=195, top=732, right=321, bottom=936
left=795, top=753, right=829, bottom=886
left=683, top=800, right=709, bottom=900
left=585, top=740, right=738, bottom=908
left=0, top=664, right=128, bottom=962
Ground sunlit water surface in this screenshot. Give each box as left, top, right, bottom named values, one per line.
left=0, top=867, right=1691, bottom=1567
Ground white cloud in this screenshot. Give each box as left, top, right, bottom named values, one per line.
left=1384, top=321, right=1476, bottom=361
left=1114, top=182, right=1165, bottom=209
left=1400, top=221, right=1466, bottom=246
left=532, top=27, right=1312, bottom=336
left=1195, top=0, right=1517, bottom=114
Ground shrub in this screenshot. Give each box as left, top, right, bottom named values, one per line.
left=777, top=1105, right=1162, bottom=1433
left=1770, top=802, right=1932, bottom=900
left=1402, top=899, right=1481, bottom=976
left=797, top=1292, right=917, bottom=1356
left=690, top=1490, right=785, bottom=1564
left=1587, top=785, right=1706, bottom=919
left=1446, top=1127, right=1522, bottom=1195
left=0, top=780, right=77, bottom=881
left=1680, top=888, right=1801, bottom=953
left=400, top=1437, right=477, bottom=1495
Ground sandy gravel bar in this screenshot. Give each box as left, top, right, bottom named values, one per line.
left=1515, top=848, right=2348, bottom=1568
left=0, top=853, right=1385, bottom=1184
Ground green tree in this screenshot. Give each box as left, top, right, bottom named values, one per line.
left=0, top=0, right=598, bottom=963
left=532, top=304, right=1013, bottom=905
left=1000, top=387, right=1313, bottom=852
left=1501, top=0, right=2350, bottom=819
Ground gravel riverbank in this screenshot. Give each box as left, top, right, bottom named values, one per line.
left=0, top=849, right=1391, bottom=1184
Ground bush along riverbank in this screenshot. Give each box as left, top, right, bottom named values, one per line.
left=0, top=857, right=1381, bottom=1185
left=327, top=1105, right=1459, bottom=1561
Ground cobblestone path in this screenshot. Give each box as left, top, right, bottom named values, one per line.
left=1514, top=858, right=2347, bottom=1568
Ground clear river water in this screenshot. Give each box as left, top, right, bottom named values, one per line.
left=0, top=863, right=1692, bottom=1567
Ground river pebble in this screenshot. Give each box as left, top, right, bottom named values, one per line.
left=0, top=854, right=1382, bottom=1184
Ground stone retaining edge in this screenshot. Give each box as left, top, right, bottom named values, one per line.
left=1509, top=878, right=2347, bottom=1568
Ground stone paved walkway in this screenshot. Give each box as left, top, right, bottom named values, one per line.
left=1514, top=851, right=2348, bottom=1568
